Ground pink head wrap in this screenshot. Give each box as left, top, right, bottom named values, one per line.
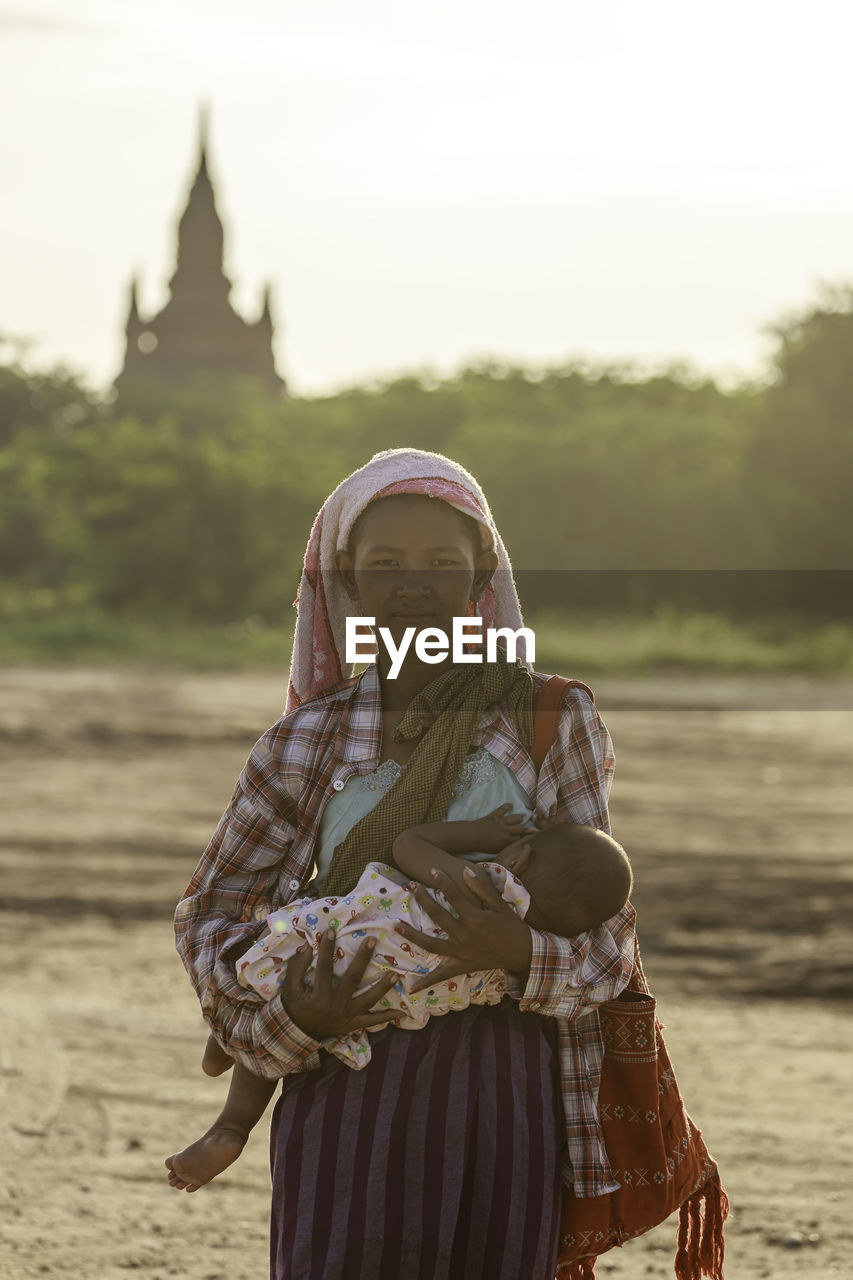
left=286, top=448, right=528, bottom=712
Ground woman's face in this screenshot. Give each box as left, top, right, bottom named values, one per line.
left=334, top=494, right=497, bottom=643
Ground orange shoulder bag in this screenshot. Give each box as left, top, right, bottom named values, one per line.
left=532, top=675, right=729, bottom=1280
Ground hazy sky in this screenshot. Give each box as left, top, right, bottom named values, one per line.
left=3, top=0, right=853, bottom=394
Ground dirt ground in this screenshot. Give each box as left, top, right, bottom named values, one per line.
left=1, top=665, right=852, bottom=1280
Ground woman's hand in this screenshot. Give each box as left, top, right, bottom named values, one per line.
left=396, top=866, right=533, bottom=991
left=281, top=931, right=399, bottom=1042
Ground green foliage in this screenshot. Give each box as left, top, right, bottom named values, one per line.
left=1, top=285, right=851, bottom=641
left=444, top=371, right=758, bottom=575
left=0, top=352, right=103, bottom=446
left=745, top=283, right=853, bottom=568
left=530, top=606, right=853, bottom=675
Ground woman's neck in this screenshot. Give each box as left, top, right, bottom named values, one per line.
left=378, top=654, right=462, bottom=713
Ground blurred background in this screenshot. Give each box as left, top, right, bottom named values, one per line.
left=1, top=4, right=852, bottom=1279
left=1, top=0, right=852, bottom=663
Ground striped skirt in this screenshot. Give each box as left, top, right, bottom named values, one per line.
left=269, top=999, right=564, bottom=1280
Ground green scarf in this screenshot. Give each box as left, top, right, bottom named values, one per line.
left=321, top=655, right=535, bottom=897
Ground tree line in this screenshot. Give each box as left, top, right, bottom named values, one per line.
left=1, top=286, right=851, bottom=624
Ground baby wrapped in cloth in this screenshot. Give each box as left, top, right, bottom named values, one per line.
left=237, top=860, right=530, bottom=1068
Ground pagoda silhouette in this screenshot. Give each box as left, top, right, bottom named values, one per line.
left=116, top=110, right=285, bottom=394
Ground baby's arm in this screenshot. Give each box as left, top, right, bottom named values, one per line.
left=393, top=804, right=531, bottom=893
left=165, top=1063, right=277, bottom=1192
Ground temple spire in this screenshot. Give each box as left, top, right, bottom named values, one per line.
left=116, top=110, right=285, bottom=395
left=171, top=105, right=228, bottom=291
left=197, top=102, right=211, bottom=176
left=121, top=274, right=146, bottom=370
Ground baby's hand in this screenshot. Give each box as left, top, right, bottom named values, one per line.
left=471, top=804, right=536, bottom=855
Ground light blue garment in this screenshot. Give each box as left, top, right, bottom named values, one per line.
left=311, top=746, right=534, bottom=890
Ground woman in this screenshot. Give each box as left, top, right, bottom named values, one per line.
left=174, top=447, right=639, bottom=1280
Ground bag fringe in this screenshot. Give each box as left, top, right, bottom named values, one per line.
left=674, top=1173, right=729, bottom=1280
left=562, top=1258, right=597, bottom=1280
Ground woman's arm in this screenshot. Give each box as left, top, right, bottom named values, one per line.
left=176, top=735, right=399, bottom=1075
left=515, top=686, right=635, bottom=1022
left=174, top=738, right=323, bottom=1080
left=397, top=688, right=635, bottom=1009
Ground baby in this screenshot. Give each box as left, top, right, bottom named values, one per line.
left=165, top=805, right=633, bottom=1191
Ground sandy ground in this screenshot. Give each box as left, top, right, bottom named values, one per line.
left=1, top=665, right=852, bottom=1280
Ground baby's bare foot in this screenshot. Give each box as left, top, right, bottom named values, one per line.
left=202, top=1038, right=234, bottom=1077
left=164, top=1125, right=246, bottom=1192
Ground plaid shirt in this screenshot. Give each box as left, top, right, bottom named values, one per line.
left=175, top=663, right=638, bottom=1196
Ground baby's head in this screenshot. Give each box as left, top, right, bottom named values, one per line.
left=495, top=822, right=633, bottom=935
